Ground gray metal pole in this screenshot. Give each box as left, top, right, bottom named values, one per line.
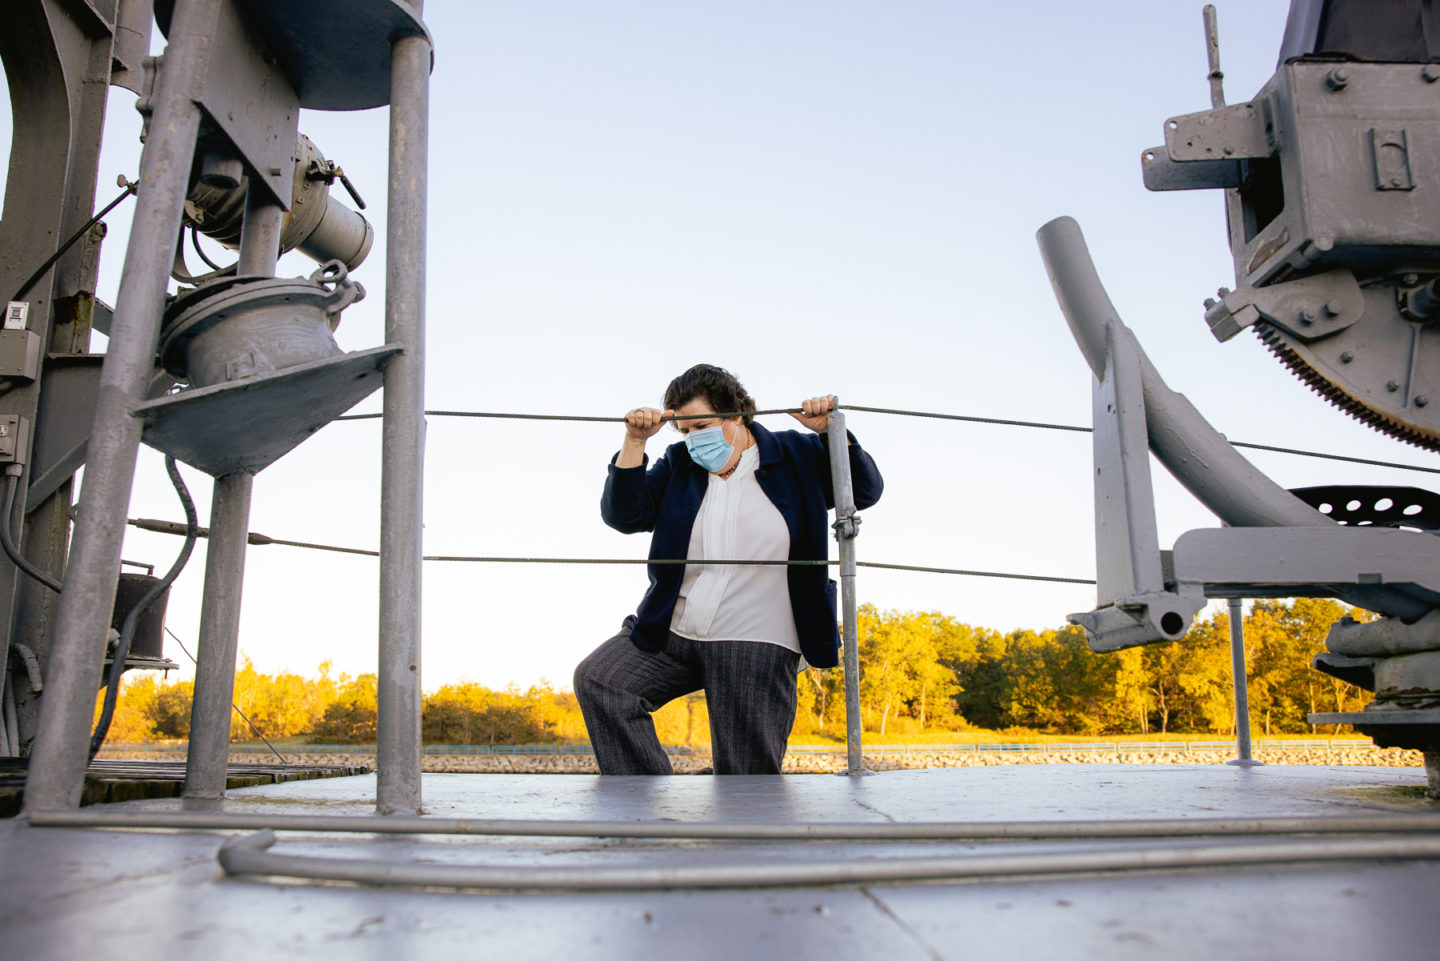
left=23, top=0, right=222, bottom=812
left=182, top=193, right=279, bottom=799
left=1203, top=4, right=1226, bottom=109
left=826, top=408, right=865, bottom=776
left=183, top=472, right=255, bottom=797
left=1226, top=597, right=1262, bottom=767
left=377, top=3, right=430, bottom=816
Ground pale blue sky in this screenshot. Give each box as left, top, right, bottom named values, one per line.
left=4, top=1, right=1435, bottom=690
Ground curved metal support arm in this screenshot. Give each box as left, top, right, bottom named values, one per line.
left=1037, top=216, right=1435, bottom=623
left=1038, top=217, right=1328, bottom=530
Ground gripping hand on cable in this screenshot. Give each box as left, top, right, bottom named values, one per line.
left=617, top=407, right=673, bottom=469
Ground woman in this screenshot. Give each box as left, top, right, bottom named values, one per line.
left=574, top=364, right=883, bottom=774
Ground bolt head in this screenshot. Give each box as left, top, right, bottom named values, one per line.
left=1387, top=380, right=1401, bottom=392
left=1299, top=308, right=1316, bottom=324
left=1204, top=297, right=1217, bottom=310
left=1326, top=68, right=1350, bottom=90
left=1218, top=287, right=1231, bottom=298
left=1340, top=351, right=1355, bottom=364
left=1324, top=301, right=1341, bottom=317
left=1416, top=395, right=1430, bottom=408
left=1424, top=64, right=1440, bottom=83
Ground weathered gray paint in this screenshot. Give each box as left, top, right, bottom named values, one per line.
left=24, top=0, right=221, bottom=811
left=376, top=0, right=430, bottom=817
left=826, top=409, right=864, bottom=775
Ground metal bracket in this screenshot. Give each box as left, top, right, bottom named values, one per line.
left=832, top=513, right=861, bottom=541
left=1171, top=526, right=1440, bottom=601
left=1203, top=269, right=1364, bottom=342
left=1144, top=100, right=1270, bottom=193
left=1141, top=146, right=1242, bottom=191
left=192, top=0, right=301, bottom=209
left=1069, top=320, right=1203, bottom=652
left=1164, top=102, right=1271, bottom=162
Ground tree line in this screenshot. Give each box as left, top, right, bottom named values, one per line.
left=794, top=598, right=1367, bottom=738
left=100, top=598, right=1366, bottom=746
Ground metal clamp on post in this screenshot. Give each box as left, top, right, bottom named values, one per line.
left=832, top=513, right=861, bottom=541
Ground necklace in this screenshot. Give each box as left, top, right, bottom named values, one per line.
left=717, top=427, right=752, bottom=479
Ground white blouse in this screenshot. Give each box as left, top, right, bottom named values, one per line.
left=670, top=445, right=800, bottom=652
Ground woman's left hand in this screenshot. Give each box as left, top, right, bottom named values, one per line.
left=790, top=395, right=837, bottom=433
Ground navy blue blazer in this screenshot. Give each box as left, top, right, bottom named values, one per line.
left=601, top=421, right=883, bottom=669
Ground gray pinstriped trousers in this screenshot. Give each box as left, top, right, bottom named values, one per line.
left=573, top=628, right=800, bottom=775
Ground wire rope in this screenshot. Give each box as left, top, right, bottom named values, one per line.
left=162, top=626, right=287, bottom=764
left=125, top=520, right=1097, bottom=586
left=333, top=404, right=1439, bottom=476
left=9, top=180, right=137, bottom=304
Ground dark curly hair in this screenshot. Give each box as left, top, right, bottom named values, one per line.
left=663, top=364, right=756, bottom=426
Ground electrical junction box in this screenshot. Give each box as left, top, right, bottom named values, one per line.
left=5, top=302, right=28, bottom=329
left=0, top=415, right=30, bottom=464
left=0, top=330, right=41, bottom=380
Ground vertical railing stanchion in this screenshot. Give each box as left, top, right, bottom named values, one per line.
left=1226, top=597, right=1263, bottom=767
left=377, top=0, right=431, bottom=816
left=826, top=406, right=866, bottom=776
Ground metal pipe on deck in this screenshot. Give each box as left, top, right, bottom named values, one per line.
left=30, top=808, right=1440, bottom=840
left=212, top=830, right=1440, bottom=891
left=376, top=0, right=430, bottom=816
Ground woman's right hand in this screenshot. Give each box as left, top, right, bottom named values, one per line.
left=624, top=407, right=672, bottom=442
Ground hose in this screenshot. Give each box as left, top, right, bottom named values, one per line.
left=0, top=471, right=64, bottom=593
left=212, top=829, right=1440, bottom=892
left=88, top=456, right=198, bottom=759
left=2, top=671, right=18, bottom=755
left=10, top=643, right=43, bottom=693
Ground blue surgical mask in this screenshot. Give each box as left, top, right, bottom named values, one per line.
left=684, top=424, right=734, bottom=472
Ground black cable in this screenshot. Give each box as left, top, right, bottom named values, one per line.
left=1226, top=439, right=1439, bottom=475
left=335, top=406, right=808, bottom=424
left=333, top=405, right=1440, bottom=476
left=89, top=456, right=198, bottom=760
left=163, top=627, right=287, bottom=765
left=842, top=404, right=1091, bottom=434
left=189, top=225, right=226, bottom=272
left=10, top=181, right=136, bottom=304
left=128, top=521, right=1098, bottom=585
left=0, top=472, right=63, bottom=593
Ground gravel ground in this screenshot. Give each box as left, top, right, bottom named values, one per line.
left=102, top=747, right=1426, bottom=774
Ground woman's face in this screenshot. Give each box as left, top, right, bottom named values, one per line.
left=674, top=397, right=741, bottom=441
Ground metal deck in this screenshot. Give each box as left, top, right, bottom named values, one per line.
left=2, top=763, right=1436, bottom=960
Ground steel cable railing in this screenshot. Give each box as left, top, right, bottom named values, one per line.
left=85, top=397, right=1440, bottom=892
left=335, top=403, right=1440, bottom=475
left=128, top=398, right=1440, bottom=587
left=126, top=518, right=1103, bottom=587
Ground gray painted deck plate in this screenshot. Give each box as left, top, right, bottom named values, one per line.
left=2, top=764, right=1437, bottom=960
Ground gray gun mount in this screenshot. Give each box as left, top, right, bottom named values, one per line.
left=1040, top=0, right=1440, bottom=790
